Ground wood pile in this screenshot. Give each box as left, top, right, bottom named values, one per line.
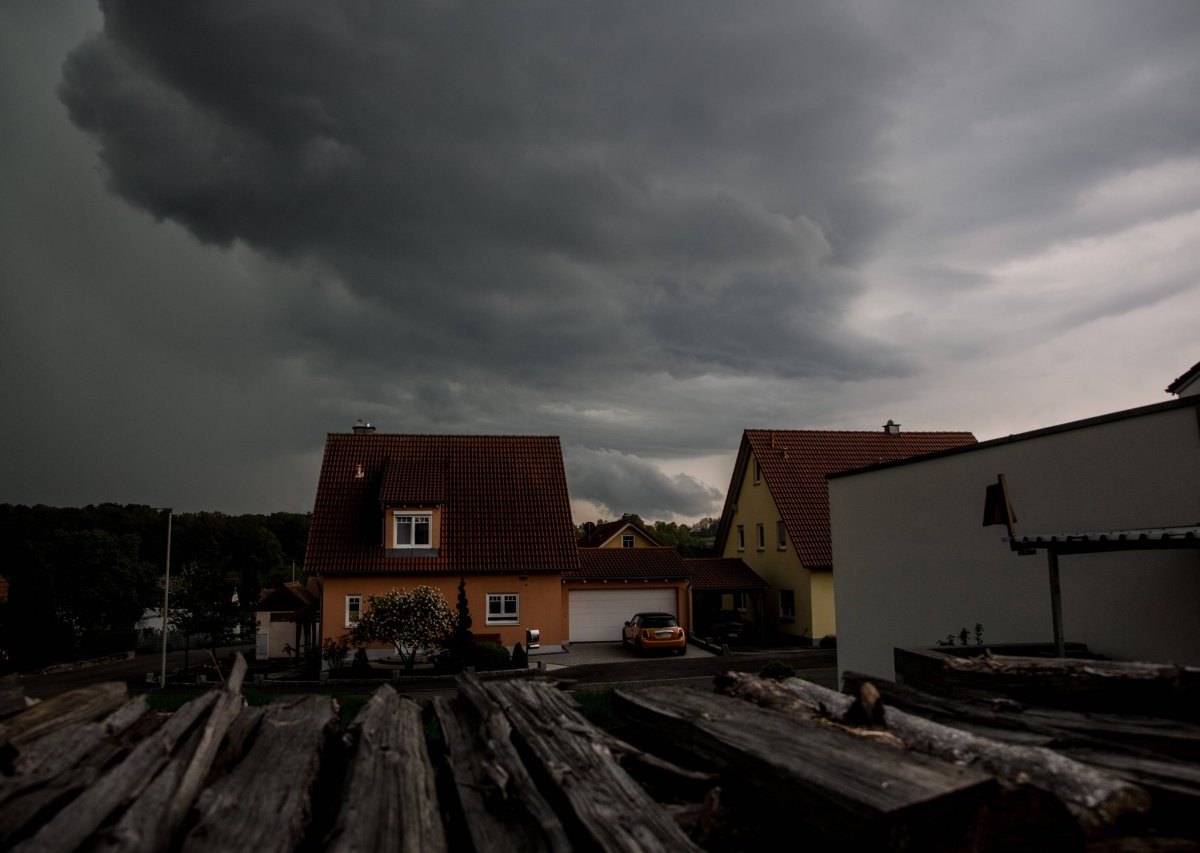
left=0, top=655, right=706, bottom=852
left=3, top=653, right=1198, bottom=851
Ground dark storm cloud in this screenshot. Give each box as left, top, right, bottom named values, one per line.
left=17, top=0, right=1196, bottom=520
left=58, top=0, right=908, bottom=395
left=566, top=446, right=722, bottom=520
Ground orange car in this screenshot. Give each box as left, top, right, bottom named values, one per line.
left=622, top=612, right=687, bottom=656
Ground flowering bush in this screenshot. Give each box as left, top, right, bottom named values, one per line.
left=350, top=585, right=456, bottom=671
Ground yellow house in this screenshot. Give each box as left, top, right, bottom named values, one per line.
left=577, top=515, right=663, bottom=549
left=305, top=426, right=581, bottom=656
left=714, top=424, right=975, bottom=642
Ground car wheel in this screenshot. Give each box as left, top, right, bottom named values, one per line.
left=635, top=639, right=644, bottom=656
left=678, top=644, right=687, bottom=656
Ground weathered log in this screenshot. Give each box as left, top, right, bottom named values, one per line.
left=440, top=682, right=574, bottom=853
left=469, top=676, right=702, bottom=852
left=846, top=671, right=1200, bottom=762
left=326, top=686, right=446, bottom=853
left=899, top=650, right=1200, bottom=719
left=13, top=690, right=219, bottom=853
left=616, top=685, right=999, bottom=850
left=718, top=672, right=1148, bottom=831
left=0, top=697, right=154, bottom=847
left=90, top=655, right=249, bottom=853
left=524, top=680, right=716, bottom=801
left=0, top=682, right=128, bottom=762
left=181, top=694, right=337, bottom=853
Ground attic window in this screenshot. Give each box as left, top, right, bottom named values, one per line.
left=622, top=534, right=635, bottom=548
left=753, top=459, right=762, bottom=484
left=394, top=513, right=432, bottom=548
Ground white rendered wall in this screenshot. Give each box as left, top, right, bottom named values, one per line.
left=831, top=402, right=1200, bottom=681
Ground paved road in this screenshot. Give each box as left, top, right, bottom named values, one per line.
left=17, top=644, right=837, bottom=699
left=18, top=645, right=254, bottom=699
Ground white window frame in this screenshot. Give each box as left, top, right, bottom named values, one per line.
left=777, top=520, right=787, bottom=550
left=736, top=525, right=745, bottom=550
left=486, top=592, right=520, bottom=625
left=780, top=589, right=796, bottom=621
left=622, top=534, right=635, bottom=548
left=753, top=459, right=762, bottom=485
left=756, top=523, right=765, bottom=550
left=732, top=592, right=746, bottom=611
left=393, top=512, right=433, bottom=549
left=345, top=594, right=363, bottom=627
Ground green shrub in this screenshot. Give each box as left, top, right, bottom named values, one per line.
left=470, top=642, right=511, bottom=672
left=759, top=660, right=796, bottom=680
left=511, top=642, right=528, bottom=669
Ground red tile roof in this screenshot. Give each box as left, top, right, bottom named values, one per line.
left=577, top=517, right=663, bottom=547
left=257, top=582, right=319, bottom=617
left=683, top=558, right=768, bottom=591
left=567, top=547, right=689, bottom=580
left=718, top=428, right=976, bottom=570
left=305, top=434, right=579, bottom=575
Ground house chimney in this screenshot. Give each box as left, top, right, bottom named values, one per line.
left=883, top=419, right=901, bottom=435
left=352, top=419, right=376, bottom=435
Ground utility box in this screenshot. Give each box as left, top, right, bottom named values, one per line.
left=525, top=628, right=541, bottom=650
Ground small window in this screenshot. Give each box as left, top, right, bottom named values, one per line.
left=780, top=589, right=796, bottom=620
left=394, top=512, right=432, bottom=548
left=736, top=525, right=745, bottom=550
left=487, top=593, right=519, bottom=625
left=756, top=523, right=765, bottom=550
left=754, top=459, right=761, bottom=485
left=732, top=592, right=746, bottom=611
left=777, top=520, right=787, bottom=550
left=622, top=534, right=635, bottom=548
left=345, top=594, right=362, bottom=627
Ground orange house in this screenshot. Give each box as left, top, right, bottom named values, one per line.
left=305, top=426, right=580, bottom=657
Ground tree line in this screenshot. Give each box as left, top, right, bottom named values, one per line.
left=0, top=503, right=309, bottom=670
left=576, top=515, right=720, bottom=557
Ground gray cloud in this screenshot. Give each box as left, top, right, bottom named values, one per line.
left=566, top=446, right=722, bottom=519
left=3, top=1, right=1198, bottom=521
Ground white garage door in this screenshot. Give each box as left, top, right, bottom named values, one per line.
left=569, top=588, right=678, bottom=643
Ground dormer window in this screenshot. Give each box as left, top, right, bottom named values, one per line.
left=394, top=512, right=432, bottom=548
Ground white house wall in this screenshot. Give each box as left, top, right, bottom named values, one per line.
left=831, top=401, right=1200, bottom=681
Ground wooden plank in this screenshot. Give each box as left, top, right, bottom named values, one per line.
left=90, top=655, right=249, bottom=853
left=13, top=690, right=219, bottom=853
left=470, top=676, right=703, bottom=852
left=615, top=685, right=998, bottom=849
left=432, top=693, right=570, bottom=853
left=720, top=672, right=1147, bottom=832
left=0, top=697, right=155, bottom=847
left=0, top=682, right=128, bottom=758
left=181, top=694, right=337, bottom=853
left=521, top=682, right=716, bottom=801
left=846, top=671, right=1200, bottom=760
left=326, top=686, right=446, bottom=853
left=903, top=652, right=1200, bottom=718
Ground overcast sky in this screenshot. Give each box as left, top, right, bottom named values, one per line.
left=2, top=1, right=1198, bottom=523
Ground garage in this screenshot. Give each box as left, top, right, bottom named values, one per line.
left=568, top=588, right=678, bottom=643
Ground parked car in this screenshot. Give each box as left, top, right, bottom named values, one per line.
left=622, top=612, right=687, bottom=656
left=703, top=609, right=747, bottom=643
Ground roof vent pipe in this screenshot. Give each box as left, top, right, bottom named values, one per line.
left=883, top=419, right=901, bottom=435
left=352, top=419, right=376, bottom=434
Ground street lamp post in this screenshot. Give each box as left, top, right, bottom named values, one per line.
left=160, top=508, right=173, bottom=687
